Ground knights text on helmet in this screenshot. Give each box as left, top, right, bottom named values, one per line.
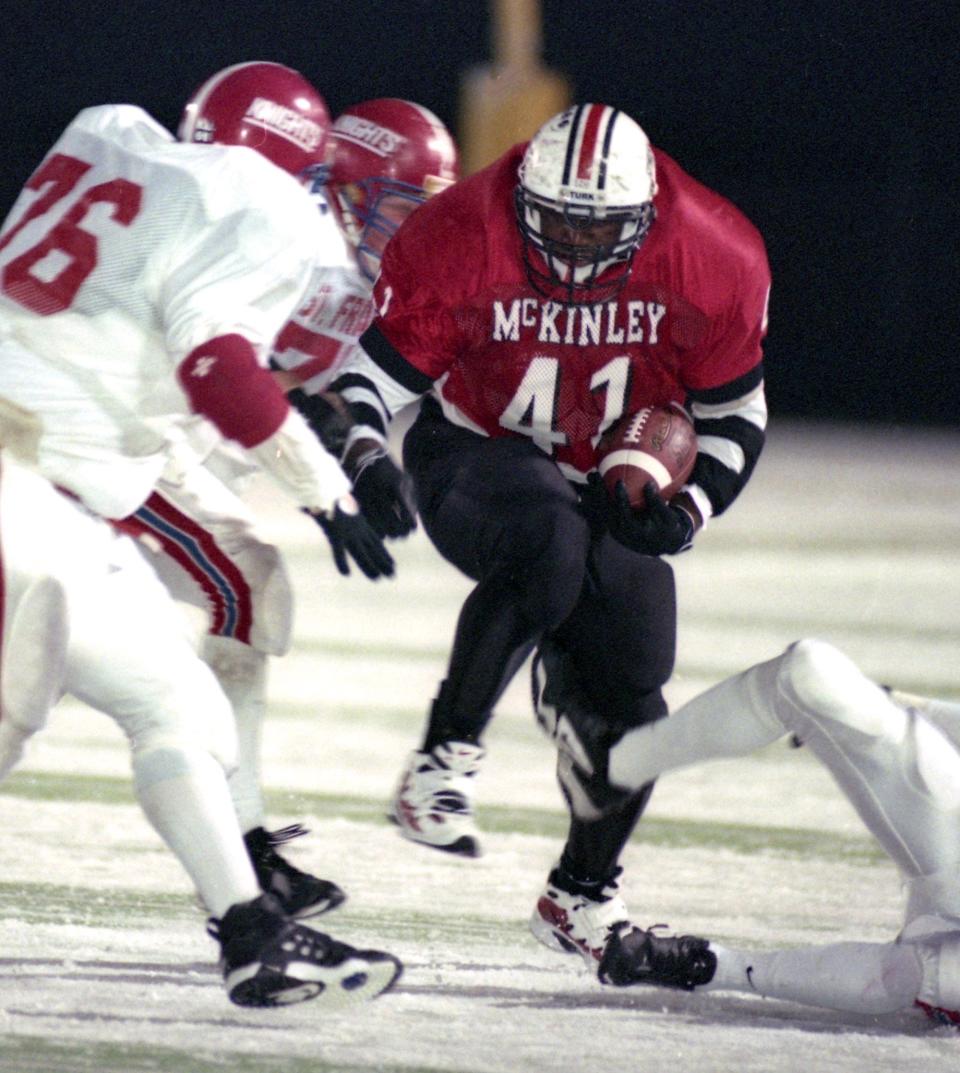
left=244, top=98, right=325, bottom=152
left=332, top=115, right=408, bottom=159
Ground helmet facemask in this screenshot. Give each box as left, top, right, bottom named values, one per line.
left=514, top=104, right=658, bottom=305
left=322, top=99, right=460, bottom=282
left=515, top=187, right=655, bottom=305
left=335, top=178, right=428, bottom=282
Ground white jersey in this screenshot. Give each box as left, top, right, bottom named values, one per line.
left=269, top=210, right=374, bottom=395
left=0, top=104, right=323, bottom=518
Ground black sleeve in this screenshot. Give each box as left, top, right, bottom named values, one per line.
left=328, top=322, right=436, bottom=437
left=686, top=362, right=766, bottom=517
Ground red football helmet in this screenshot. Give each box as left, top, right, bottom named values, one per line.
left=324, top=98, right=460, bottom=280
left=178, top=61, right=331, bottom=178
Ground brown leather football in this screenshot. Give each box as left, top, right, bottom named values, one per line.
left=597, top=404, right=697, bottom=508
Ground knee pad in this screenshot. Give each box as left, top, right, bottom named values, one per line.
left=510, top=504, right=589, bottom=628
left=778, top=639, right=960, bottom=807
left=772, top=635, right=918, bottom=746
left=776, top=639, right=900, bottom=741
left=124, top=666, right=238, bottom=775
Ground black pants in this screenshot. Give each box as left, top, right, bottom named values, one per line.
left=403, top=398, right=677, bottom=883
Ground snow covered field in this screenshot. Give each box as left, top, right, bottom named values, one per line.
left=1, top=418, right=958, bottom=1072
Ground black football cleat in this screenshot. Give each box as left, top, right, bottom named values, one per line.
left=598, top=923, right=718, bottom=990
left=210, top=893, right=402, bottom=1008
left=244, top=824, right=346, bottom=919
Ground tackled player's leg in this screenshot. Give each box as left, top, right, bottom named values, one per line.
left=574, top=639, right=960, bottom=1023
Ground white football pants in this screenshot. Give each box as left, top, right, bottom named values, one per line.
left=125, top=456, right=295, bottom=834
left=611, top=639, right=960, bottom=919
left=0, top=456, right=260, bottom=917
left=608, top=639, right=960, bottom=1016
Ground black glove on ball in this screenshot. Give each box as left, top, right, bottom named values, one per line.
left=608, top=481, right=696, bottom=556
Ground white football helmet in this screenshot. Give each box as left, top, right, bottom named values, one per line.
left=515, top=104, right=657, bottom=304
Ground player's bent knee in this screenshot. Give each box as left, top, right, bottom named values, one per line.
left=131, top=734, right=233, bottom=786
left=133, top=721, right=237, bottom=780
left=124, top=668, right=238, bottom=774
left=776, top=638, right=897, bottom=739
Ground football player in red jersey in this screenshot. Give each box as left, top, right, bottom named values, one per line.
left=326, top=103, right=771, bottom=975
left=274, top=97, right=459, bottom=537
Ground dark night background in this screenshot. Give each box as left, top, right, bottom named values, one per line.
left=2, top=1, right=955, bottom=428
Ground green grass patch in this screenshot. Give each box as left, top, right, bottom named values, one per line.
left=0, top=879, right=194, bottom=927
left=0, top=771, right=881, bottom=864
left=0, top=1036, right=449, bottom=1073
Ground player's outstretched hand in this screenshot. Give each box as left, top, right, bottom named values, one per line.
left=308, top=495, right=395, bottom=580
left=609, top=481, right=695, bottom=556
left=349, top=447, right=417, bottom=539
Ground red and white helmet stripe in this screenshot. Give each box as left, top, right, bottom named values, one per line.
left=561, top=103, right=620, bottom=191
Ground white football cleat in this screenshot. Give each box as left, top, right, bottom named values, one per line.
left=530, top=863, right=632, bottom=968
left=389, top=741, right=484, bottom=857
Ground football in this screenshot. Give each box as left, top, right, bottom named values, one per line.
left=597, top=404, right=697, bottom=508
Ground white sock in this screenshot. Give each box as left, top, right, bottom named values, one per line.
left=704, top=940, right=923, bottom=1015
left=610, top=656, right=784, bottom=790
left=133, top=744, right=260, bottom=918
left=202, top=636, right=268, bottom=834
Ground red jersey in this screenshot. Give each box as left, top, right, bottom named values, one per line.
left=368, top=143, right=770, bottom=482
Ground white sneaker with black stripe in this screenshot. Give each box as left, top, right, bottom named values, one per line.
left=530, top=863, right=631, bottom=968
left=389, top=741, right=484, bottom=857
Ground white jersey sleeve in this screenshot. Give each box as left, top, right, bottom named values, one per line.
left=0, top=105, right=322, bottom=518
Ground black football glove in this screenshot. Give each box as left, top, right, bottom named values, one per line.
left=344, top=440, right=417, bottom=539
left=307, top=496, right=395, bottom=580
left=577, top=471, right=612, bottom=537
left=286, top=388, right=353, bottom=457
left=608, top=481, right=696, bottom=556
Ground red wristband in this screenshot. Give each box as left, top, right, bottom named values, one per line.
left=178, top=334, right=289, bottom=448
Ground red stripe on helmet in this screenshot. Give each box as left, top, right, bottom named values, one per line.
left=576, top=105, right=605, bottom=181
